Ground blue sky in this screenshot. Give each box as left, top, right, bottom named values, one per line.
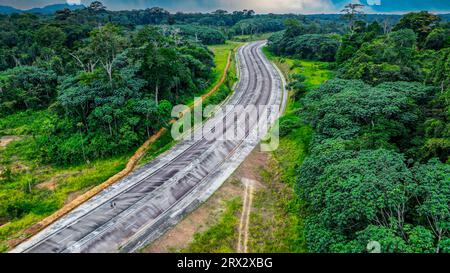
left=2, top=0, right=450, bottom=13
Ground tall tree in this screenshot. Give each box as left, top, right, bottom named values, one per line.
left=341, top=3, right=365, bottom=34
left=284, top=18, right=303, bottom=38
left=89, top=1, right=107, bottom=12
left=413, top=160, right=450, bottom=252
left=393, top=11, right=441, bottom=46
left=89, top=24, right=127, bottom=82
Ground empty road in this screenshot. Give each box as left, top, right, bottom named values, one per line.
left=12, top=41, right=286, bottom=253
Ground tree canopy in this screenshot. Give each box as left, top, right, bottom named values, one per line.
left=0, top=22, right=215, bottom=165
left=268, top=19, right=341, bottom=62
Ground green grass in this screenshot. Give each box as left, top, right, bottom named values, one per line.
left=0, top=110, right=51, bottom=137
left=209, top=41, right=242, bottom=84
left=262, top=47, right=332, bottom=89
left=231, top=32, right=274, bottom=43
left=249, top=114, right=312, bottom=253
left=248, top=168, right=308, bottom=253
left=182, top=197, right=242, bottom=253
left=0, top=156, right=126, bottom=225
left=0, top=111, right=128, bottom=250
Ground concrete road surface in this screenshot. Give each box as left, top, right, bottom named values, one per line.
left=12, top=41, right=286, bottom=253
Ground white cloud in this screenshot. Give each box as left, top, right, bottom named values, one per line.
left=67, top=0, right=81, bottom=4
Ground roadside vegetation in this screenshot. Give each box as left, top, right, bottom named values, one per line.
left=138, top=41, right=242, bottom=165
left=208, top=42, right=242, bottom=90
left=231, top=33, right=274, bottom=43
left=0, top=4, right=242, bottom=251
left=180, top=44, right=333, bottom=254
left=0, top=109, right=127, bottom=251
left=245, top=47, right=332, bottom=253
left=182, top=197, right=242, bottom=253
left=266, top=7, right=450, bottom=253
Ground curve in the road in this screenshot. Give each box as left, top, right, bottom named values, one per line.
left=12, top=41, right=286, bottom=253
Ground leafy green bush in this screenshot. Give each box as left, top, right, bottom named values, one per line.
left=339, top=29, right=422, bottom=84
left=279, top=115, right=302, bottom=137
left=230, top=18, right=284, bottom=36
left=0, top=66, right=57, bottom=115
left=173, top=25, right=226, bottom=45
left=269, top=32, right=341, bottom=62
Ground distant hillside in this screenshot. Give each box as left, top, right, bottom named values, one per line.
left=0, top=4, right=84, bottom=15
left=0, top=5, right=20, bottom=14
left=27, top=4, right=85, bottom=14
left=440, top=14, right=450, bottom=22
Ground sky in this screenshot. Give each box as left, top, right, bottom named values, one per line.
left=2, top=0, right=450, bottom=14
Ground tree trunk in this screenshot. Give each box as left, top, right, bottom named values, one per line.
left=436, top=232, right=442, bottom=253
left=79, top=128, right=88, bottom=163
left=155, top=83, right=159, bottom=105
left=106, top=62, right=113, bottom=82
left=12, top=56, right=21, bottom=67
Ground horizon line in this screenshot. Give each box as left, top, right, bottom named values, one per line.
left=1, top=3, right=449, bottom=15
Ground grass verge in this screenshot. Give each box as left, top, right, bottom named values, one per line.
left=242, top=47, right=333, bottom=253
left=0, top=110, right=128, bottom=250
left=182, top=197, right=242, bottom=253
left=231, top=33, right=274, bottom=43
